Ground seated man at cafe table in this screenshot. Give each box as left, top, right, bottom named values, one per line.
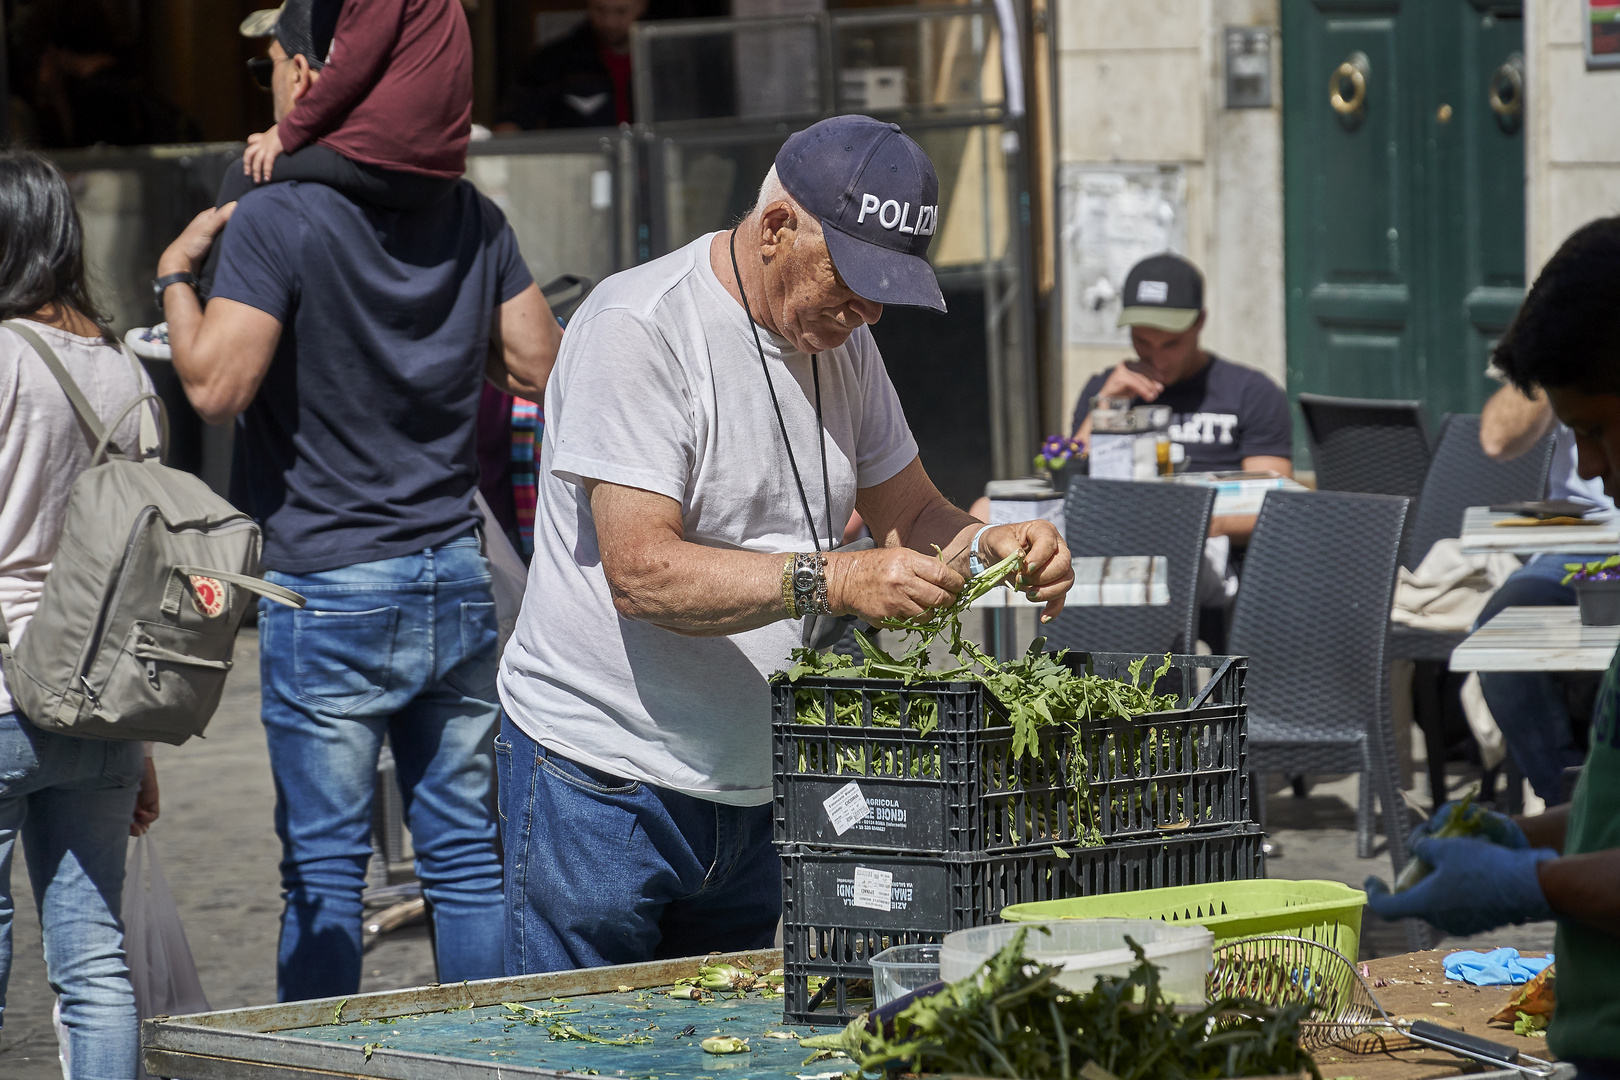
left=495, top=116, right=1075, bottom=973
left=1472, top=380, right=1616, bottom=808
left=1070, top=252, right=1293, bottom=544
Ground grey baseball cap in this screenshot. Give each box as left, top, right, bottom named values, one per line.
left=240, top=0, right=336, bottom=68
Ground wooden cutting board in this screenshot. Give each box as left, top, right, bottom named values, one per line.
left=1308, top=949, right=1554, bottom=1080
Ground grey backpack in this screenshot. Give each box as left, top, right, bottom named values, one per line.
left=0, top=321, right=304, bottom=744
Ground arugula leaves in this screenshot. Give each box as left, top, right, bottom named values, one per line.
left=835, top=929, right=1320, bottom=1080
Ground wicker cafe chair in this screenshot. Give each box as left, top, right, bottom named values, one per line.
left=1045, top=477, right=1216, bottom=656
left=1298, top=393, right=1432, bottom=498
left=1229, top=490, right=1413, bottom=880
left=1388, top=413, right=1556, bottom=806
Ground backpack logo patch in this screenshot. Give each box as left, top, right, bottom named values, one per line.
left=189, top=576, right=227, bottom=618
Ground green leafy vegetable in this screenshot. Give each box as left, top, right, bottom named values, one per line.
left=829, top=928, right=1319, bottom=1080
left=1394, top=788, right=1488, bottom=892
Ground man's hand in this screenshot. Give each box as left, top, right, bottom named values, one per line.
left=1095, top=360, right=1165, bottom=404
left=827, top=547, right=964, bottom=623
left=980, top=520, right=1074, bottom=622
left=1364, top=836, right=1556, bottom=936
left=158, top=202, right=237, bottom=279
left=244, top=125, right=285, bottom=184
left=131, top=757, right=160, bottom=836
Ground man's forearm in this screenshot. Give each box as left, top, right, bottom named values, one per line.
left=1517, top=805, right=1569, bottom=852
left=1481, top=383, right=1553, bottom=461
left=605, top=537, right=791, bottom=636
left=1538, top=846, right=1620, bottom=935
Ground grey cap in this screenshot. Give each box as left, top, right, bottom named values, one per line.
left=240, top=0, right=333, bottom=68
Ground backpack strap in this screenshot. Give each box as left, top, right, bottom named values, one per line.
left=2, top=320, right=116, bottom=451
left=171, top=566, right=306, bottom=609
left=120, top=342, right=165, bottom=461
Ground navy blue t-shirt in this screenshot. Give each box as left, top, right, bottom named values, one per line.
left=1072, top=354, right=1292, bottom=473
left=211, top=180, right=533, bottom=573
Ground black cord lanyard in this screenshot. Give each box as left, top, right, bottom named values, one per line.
left=729, top=227, right=835, bottom=552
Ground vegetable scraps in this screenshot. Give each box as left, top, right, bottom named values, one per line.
left=804, top=928, right=1319, bottom=1080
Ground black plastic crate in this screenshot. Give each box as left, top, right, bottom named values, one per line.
left=780, top=825, right=1263, bottom=1025
left=773, top=652, right=1247, bottom=855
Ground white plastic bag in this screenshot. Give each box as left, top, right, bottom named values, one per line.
left=474, top=490, right=530, bottom=655
left=123, top=832, right=210, bottom=1021
left=52, top=836, right=210, bottom=1079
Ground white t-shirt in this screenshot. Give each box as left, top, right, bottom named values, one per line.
left=0, top=321, right=155, bottom=715
left=1547, top=421, right=1615, bottom=515
left=497, top=233, right=919, bottom=805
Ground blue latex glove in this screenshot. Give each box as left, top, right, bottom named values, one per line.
left=1442, top=947, right=1554, bottom=986
left=1408, top=800, right=1529, bottom=851
left=1365, top=836, right=1557, bottom=937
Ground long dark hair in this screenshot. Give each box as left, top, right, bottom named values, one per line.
left=0, top=151, right=116, bottom=342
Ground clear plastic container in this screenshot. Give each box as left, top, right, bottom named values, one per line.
left=869, top=944, right=942, bottom=1007
left=940, top=919, right=1213, bottom=1003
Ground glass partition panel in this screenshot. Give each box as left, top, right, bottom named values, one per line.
left=831, top=7, right=1004, bottom=119
left=633, top=16, right=827, bottom=126
left=650, top=121, right=1010, bottom=269
left=466, top=136, right=622, bottom=288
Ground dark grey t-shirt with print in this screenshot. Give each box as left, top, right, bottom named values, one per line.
left=1072, top=354, right=1292, bottom=473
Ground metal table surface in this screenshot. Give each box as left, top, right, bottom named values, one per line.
left=144, top=949, right=789, bottom=1080
left=142, top=946, right=1567, bottom=1080
left=1458, top=506, right=1620, bottom=556
left=1449, top=605, right=1620, bottom=673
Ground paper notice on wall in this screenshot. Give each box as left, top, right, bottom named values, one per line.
left=823, top=781, right=871, bottom=836
left=851, top=867, right=894, bottom=912
left=1061, top=166, right=1188, bottom=345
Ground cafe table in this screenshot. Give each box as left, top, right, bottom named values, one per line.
left=1458, top=506, right=1620, bottom=557
left=1449, top=605, right=1620, bottom=674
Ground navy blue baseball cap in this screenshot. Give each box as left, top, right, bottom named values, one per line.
left=774, top=116, right=946, bottom=313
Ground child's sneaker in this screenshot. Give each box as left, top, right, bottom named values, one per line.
left=124, top=323, right=171, bottom=361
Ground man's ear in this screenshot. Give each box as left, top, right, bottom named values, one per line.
left=289, top=53, right=317, bottom=101
left=759, top=201, right=797, bottom=258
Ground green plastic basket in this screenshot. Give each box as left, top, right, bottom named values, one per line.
left=1001, top=879, right=1366, bottom=960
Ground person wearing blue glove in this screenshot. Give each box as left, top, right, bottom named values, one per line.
left=1365, top=835, right=1557, bottom=936
left=1364, top=218, right=1620, bottom=1078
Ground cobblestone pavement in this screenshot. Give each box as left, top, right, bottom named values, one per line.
left=0, top=628, right=1556, bottom=1078
left=0, top=629, right=436, bottom=1080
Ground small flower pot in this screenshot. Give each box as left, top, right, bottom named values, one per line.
left=1576, top=578, right=1620, bottom=626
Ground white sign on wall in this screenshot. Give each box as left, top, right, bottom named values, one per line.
left=1060, top=165, right=1188, bottom=346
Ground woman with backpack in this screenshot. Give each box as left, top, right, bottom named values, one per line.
left=0, top=151, right=162, bottom=1078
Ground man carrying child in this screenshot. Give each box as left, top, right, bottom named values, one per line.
left=155, top=0, right=561, bottom=1001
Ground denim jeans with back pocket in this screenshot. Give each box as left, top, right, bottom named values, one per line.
left=260, top=533, right=504, bottom=1001
left=0, top=710, right=143, bottom=1080
left=496, top=714, right=781, bottom=974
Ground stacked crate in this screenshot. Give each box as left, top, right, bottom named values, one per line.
left=772, top=651, right=1260, bottom=1023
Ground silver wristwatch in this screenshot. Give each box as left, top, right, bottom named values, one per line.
left=792, top=552, right=830, bottom=618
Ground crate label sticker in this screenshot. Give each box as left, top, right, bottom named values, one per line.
left=850, top=867, right=893, bottom=912
left=823, top=781, right=871, bottom=836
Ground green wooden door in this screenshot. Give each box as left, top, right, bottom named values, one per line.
left=1282, top=1, right=1524, bottom=447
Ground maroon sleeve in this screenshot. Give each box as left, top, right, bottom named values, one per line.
left=277, top=0, right=408, bottom=153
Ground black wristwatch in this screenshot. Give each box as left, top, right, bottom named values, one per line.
left=152, top=271, right=198, bottom=311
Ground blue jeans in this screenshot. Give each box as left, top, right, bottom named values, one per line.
left=496, top=715, right=779, bottom=973
left=1476, top=555, right=1598, bottom=804
left=0, top=711, right=142, bottom=1080
left=260, top=534, right=504, bottom=1001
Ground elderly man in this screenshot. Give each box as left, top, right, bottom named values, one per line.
left=497, top=116, right=1073, bottom=973
left=156, top=2, right=558, bottom=1000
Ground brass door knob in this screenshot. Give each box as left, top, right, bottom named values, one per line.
left=1330, top=51, right=1370, bottom=117
left=1490, top=52, right=1525, bottom=120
